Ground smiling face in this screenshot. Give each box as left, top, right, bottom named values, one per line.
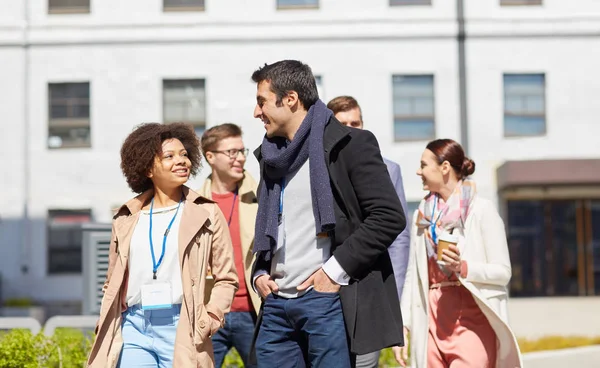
left=253, top=80, right=295, bottom=139
left=334, top=107, right=363, bottom=129
left=148, top=138, right=191, bottom=190
left=416, top=148, right=450, bottom=193
left=205, top=136, right=246, bottom=184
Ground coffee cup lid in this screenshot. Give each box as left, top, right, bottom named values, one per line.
left=439, top=231, right=458, bottom=243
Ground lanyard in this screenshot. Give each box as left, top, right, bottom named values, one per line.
left=430, top=194, right=442, bottom=244
left=278, top=178, right=286, bottom=222
left=149, top=196, right=183, bottom=280
left=227, top=187, right=238, bottom=227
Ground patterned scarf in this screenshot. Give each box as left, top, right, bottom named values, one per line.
left=416, top=180, right=476, bottom=261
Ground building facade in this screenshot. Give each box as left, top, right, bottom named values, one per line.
left=0, top=0, right=599, bottom=312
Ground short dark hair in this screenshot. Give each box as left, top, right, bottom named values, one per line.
left=327, top=96, right=363, bottom=121
left=426, top=139, right=475, bottom=179
left=201, top=123, right=243, bottom=157
left=251, top=60, right=319, bottom=109
left=120, top=122, right=202, bottom=193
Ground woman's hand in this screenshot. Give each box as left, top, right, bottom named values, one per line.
left=392, top=326, right=410, bottom=367
left=442, top=244, right=462, bottom=273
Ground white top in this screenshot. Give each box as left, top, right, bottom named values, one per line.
left=126, top=202, right=184, bottom=307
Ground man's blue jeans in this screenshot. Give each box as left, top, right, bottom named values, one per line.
left=255, top=289, right=351, bottom=368
left=212, top=311, right=257, bottom=368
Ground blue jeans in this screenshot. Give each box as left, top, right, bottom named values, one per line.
left=256, top=289, right=351, bottom=368
left=212, top=311, right=257, bottom=368
left=118, top=304, right=180, bottom=368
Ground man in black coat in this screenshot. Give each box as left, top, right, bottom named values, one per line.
left=250, top=59, right=406, bottom=368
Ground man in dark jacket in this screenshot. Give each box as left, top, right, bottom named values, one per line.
left=250, top=59, right=406, bottom=368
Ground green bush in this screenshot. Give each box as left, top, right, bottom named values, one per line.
left=2, top=327, right=600, bottom=368
left=223, top=348, right=243, bottom=367
left=0, top=330, right=53, bottom=368
left=47, top=328, right=94, bottom=367
left=0, top=328, right=93, bottom=368
left=2, top=298, right=34, bottom=308
left=518, top=335, right=600, bottom=353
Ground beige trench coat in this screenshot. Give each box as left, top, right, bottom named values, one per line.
left=87, top=187, right=239, bottom=368
left=197, top=172, right=261, bottom=315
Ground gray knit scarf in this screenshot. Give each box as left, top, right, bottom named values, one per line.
left=253, top=99, right=336, bottom=260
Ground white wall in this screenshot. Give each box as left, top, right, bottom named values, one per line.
left=0, top=49, right=26, bottom=299
left=2, top=0, right=600, bottom=303
left=467, top=36, right=600, bottom=201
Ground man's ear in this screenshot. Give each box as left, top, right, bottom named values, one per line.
left=205, top=151, right=216, bottom=166
left=286, top=90, right=300, bottom=109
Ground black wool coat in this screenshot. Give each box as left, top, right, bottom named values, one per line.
left=253, top=116, right=406, bottom=356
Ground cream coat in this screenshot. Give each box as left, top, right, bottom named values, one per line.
left=87, top=187, right=239, bottom=368
left=401, top=196, right=523, bottom=368
left=198, top=172, right=261, bottom=314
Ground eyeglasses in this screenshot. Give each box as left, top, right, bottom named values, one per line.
left=211, top=148, right=249, bottom=159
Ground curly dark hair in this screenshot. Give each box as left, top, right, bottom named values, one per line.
left=120, top=122, right=202, bottom=193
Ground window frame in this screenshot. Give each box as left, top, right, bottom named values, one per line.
left=314, top=75, right=324, bottom=101
left=390, top=0, right=432, bottom=6
left=392, top=74, right=436, bottom=142
left=503, top=73, right=546, bottom=138
left=500, top=0, right=542, bottom=6
left=162, top=78, right=207, bottom=134
left=276, top=0, right=319, bottom=10
left=47, top=209, right=92, bottom=275
left=163, top=0, right=205, bottom=12
left=48, top=82, right=91, bottom=149
left=48, top=0, right=90, bottom=14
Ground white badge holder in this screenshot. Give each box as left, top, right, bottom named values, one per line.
left=141, top=280, right=173, bottom=310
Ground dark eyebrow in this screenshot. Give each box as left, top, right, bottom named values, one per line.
left=256, top=96, right=266, bottom=104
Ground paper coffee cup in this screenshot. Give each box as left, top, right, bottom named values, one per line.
left=437, top=231, right=459, bottom=265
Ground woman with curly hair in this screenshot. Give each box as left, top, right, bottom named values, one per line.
left=394, top=139, right=522, bottom=368
left=87, top=123, right=239, bottom=368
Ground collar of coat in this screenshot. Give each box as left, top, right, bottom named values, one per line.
left=197, top=171, right=258, bottom=204
left=112, top=186, right=215, bottom=268
left=114, top=185, right=212, bottom=218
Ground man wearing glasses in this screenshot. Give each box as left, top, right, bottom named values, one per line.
left=198, top=123, right=260, bottom=368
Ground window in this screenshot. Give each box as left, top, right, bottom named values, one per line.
left=163, top=79, right=206, bottom=136
left=390, top=0, right=431, bottom=5
left=48, top=82, right=91, bottom=149
left=314, top=75, right=325, bottom=101
left=406, top=200, right=421, bottom=225
left=504, top=74, right=545, bottom=137
left=507, top=200, right=600, bottom=297
left=392, top=75, right=435, bottom=141
left=277, top=0, right=318, bottom=9
left=48, top=0, right=90, bottom=14
left=163, top=0, right=205, bottom=12
left=48, top=209, right=92, bottom=274
left=500, top=0, right=542, bottom=6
